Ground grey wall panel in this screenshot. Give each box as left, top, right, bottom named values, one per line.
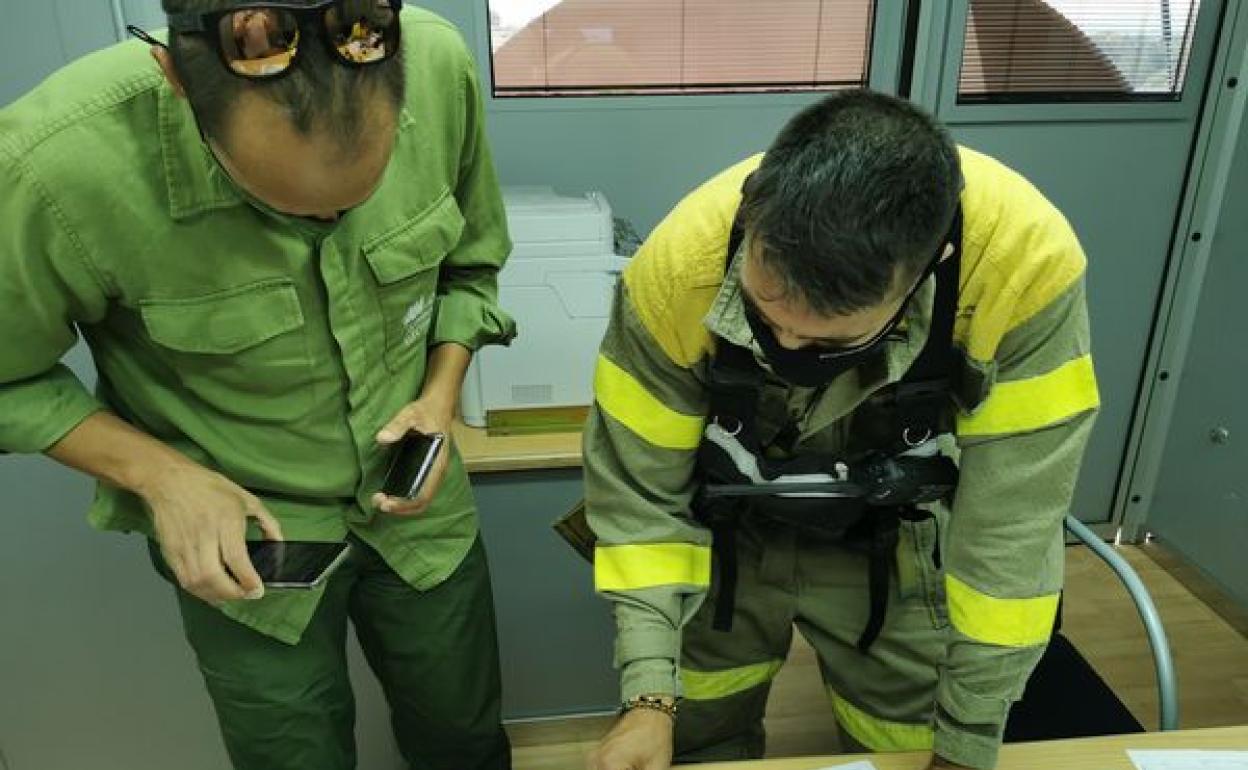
left=486, top=101, right=823, bottom=234
left=0, top=1, right=118, bottom=106
left=121, top=0, right=165, bottom=31
left=475, top=470, right=617, bottom=717
left=1147, top=82, right=1248, bottom=609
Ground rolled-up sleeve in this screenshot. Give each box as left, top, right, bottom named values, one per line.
left=0, top=156, right=108, bottom=453
left=428, top=46, right=515, bottom=353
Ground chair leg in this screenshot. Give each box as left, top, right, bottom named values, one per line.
left=1065, top=515, right=1179, bottom=731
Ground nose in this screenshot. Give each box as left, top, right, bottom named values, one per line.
left=774, top=329, right=806, bottom=351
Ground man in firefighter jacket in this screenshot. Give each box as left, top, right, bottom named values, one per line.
left=584, top=90, right=1100, bottom=770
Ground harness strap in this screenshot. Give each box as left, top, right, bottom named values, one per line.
left=699, top=193, right=964, bottom=652
left=711, top=524, right=739, bottom=632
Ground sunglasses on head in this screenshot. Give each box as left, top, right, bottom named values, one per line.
left=129, top=0, right=401, bottom=79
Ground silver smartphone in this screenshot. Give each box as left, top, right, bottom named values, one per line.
left=246, top=540, right=351, bottom=589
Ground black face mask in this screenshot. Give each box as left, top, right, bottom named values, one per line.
left=743, top=250, right=945, bottom=389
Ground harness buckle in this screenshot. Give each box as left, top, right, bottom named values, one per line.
left=902, top=426, right=933, bottom=448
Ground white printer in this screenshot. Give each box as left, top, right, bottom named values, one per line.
left=460, top=186, right=630, bottom=429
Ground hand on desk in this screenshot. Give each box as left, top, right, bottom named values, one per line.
left=589, top=707, right=674, bottom=770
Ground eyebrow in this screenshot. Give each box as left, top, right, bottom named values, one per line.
left=739, top=283, right=871, bottom=347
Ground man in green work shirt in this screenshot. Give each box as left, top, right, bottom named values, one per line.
left=0, top=3, right=514, bottom=768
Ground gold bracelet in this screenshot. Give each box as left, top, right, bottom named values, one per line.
left=620, top=694, right=678, bottom=720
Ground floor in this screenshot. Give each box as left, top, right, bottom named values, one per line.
left=506, top=544, right=1248, bottom=769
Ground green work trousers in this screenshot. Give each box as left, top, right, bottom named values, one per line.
left=150, top=536, right=510, bottom=770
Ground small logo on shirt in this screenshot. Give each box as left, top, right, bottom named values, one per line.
left=401, top=297, right=433, bottom=347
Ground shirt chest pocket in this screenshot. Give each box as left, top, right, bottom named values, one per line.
left=363, top=192, right=466, bottom=372
left=140, top=279, right=313, bottom=422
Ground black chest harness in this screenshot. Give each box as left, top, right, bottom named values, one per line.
left=691, top=208, right=964, bottom=652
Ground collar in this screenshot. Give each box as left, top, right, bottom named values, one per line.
left=158, top=83, right=243, bottom=221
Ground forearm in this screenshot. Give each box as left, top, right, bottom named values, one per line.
left=420, top=342, right=472, bottom=419
left=45, top=411, right=196, bottom=498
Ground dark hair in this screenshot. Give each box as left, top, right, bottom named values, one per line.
left=164, top=2, right=405, bottom=152
left=740, top=89, right=962, bottom=316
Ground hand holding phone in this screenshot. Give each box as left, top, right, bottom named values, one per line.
left=381, top=430, right=446, bottom=500
left=373, top=393, right=455, bottom=516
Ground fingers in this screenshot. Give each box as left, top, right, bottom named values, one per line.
left=220, top=522, right=264, bottom=600
left=162, top=543, right=193, bottom=597
left=181, top=535, right=247, bottom=605
left=374, top=444, right=450, bottom=516
left=378, top=399, right=447, bottom=445
left=586, top=747, right=609, bottom=770
left=247, top=498, right=284, bottom=542
left=374, top=486, right=432, bottom=516
left=588, top=746, right=646, bottom=770
left=641, top=753, right=671, bottom=770
left=377, top=404, right=417, bottom=444
left=377, top=494, right=428, bottom=517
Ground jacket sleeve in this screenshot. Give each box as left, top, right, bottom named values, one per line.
left=583, top=235, right=720, bottom=701
left=0, top=152, right=108, bottom=453
left=935, top=224, right=1100, bottom=767
left=428, top=36, right=516, bottom=353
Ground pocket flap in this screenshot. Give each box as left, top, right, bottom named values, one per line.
left=364, top=193, right=466, bottom=285
left=141, top=279, right=305, bottom=355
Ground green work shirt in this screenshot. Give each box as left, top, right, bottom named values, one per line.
left=0, top=8, right=515, bottom=644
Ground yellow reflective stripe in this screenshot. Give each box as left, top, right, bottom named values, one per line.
left=958, top=354, right=1099, bottom=437
left=828, top=689, right=934, bottom=751
left=594, top=355, right=704, bottom=450
left=946, top=573, right=1059, bottom=647
left=594, top=543, right=711, bottom=592
left=681, top=660, right=784, bottom=701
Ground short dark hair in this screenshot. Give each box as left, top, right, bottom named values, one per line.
left=164, top=1, right=406, bottom=152
left=740, top=89, right=962, bottom=316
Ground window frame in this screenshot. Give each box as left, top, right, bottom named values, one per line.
left=921, top=0, right=1223, bottom=124
left=475, top=0, right=907, bottom=113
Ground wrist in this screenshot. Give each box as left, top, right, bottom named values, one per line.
left=416, top=389, right=458, bottom=427
left=621, top=694, right=679, bottom=722
left=128, top=446, right=198, bottom=502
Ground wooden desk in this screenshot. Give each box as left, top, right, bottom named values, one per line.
left=691, top=726, right=1248, bottom=769
left=453, top=421, right=583, bottom=473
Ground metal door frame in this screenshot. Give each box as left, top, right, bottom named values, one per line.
left=1117, top=0, right=1248, bottom=540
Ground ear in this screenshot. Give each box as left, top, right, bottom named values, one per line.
left=150, top=46, right=187, bottom=98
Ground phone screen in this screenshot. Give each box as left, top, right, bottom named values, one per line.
left=381, top=431, right=445, bottom=499
left=247, top=541, right=350, bottom=588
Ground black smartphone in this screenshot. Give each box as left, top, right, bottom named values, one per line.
left=246, top=540, right=351, bottom=589
left=381, top=430, right=446, bottom=499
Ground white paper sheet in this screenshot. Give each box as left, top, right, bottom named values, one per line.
left=1129, top=750, right=1248, bottom=770
left=811, top=762, right=878, bottom=770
